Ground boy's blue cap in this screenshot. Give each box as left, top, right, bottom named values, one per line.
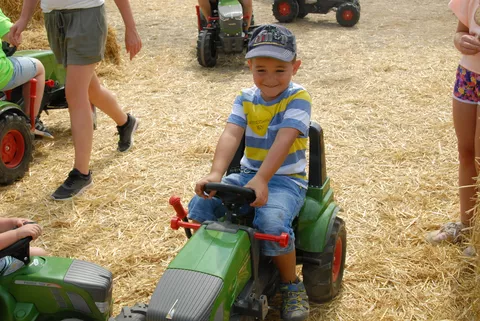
left=246, top=24, right=296, bottom=62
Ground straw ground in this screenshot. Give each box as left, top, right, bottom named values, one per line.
left=1, top=0, right=479, bottom=320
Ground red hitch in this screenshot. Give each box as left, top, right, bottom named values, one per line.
left=29, top=78, right=37, bottom=130
left=196, top=5, right=202, bottom=31
left=254, top=232, right=289, bottom=248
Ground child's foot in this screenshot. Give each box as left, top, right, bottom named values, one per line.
left=280, top=278, right=309, bottom=321
left=117, top=113, right=139, bottom=152
left=34, top=117, right=53, bottom=139
left=51, top=168, right=93, bottom=201
left=425, top=222, right=466, bottom=244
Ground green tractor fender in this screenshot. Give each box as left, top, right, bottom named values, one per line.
left=13, top=50, right=65, bottom=85
left=147, top=225, right=253, bottom=321
left=295, top=177, right=340, bottom=253
left=0, top=101, right=28, bottom=119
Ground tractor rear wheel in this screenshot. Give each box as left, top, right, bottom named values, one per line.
left=272, top=0, right=299, bottom=23
left=197, top=29, right=217, bottom=67
left=336, top=3, right=360, bottom=27
left=0, top=113, right=33, bottom=185
left=302, top=217, right=346, bottom=302
left=297, top=0, right=308, bottom=18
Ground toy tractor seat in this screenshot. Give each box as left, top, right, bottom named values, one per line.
left=226, top=121, right=327, bottom=188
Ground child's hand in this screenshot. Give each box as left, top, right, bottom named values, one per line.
left=125, top=27, right=142, bottom=60
left=244, top=176, right=268, bottom=207
left=456, top=33, right=480, bottom=55
left=15, top=223, right=42, bottom=240
left=11, top=218, right=30, bottom=229
left=195, top=172, right=223, bottom=198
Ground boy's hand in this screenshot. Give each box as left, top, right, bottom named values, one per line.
left=245, top=176, right=268, bottom=207
left=15, top=223, right=42, bottom=240
left=195, top=172, right=223, bottom=199
left=11, top=218, right=31, bottom=229
left=456, top=33, right=480, bottom=55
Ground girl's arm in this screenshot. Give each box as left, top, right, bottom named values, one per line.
left=113, top=0, right=142, bottom=60
left=454, top=20, right=480, bottom=55
left=9, top=0, right=39, bottom=46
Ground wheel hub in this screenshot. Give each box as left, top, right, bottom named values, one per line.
left=342, top=10, right=353, bottom=21
left=279, top=2, right=291, bottom=16
left=332, top=237, right=343, bottom=282
left=1, top=130, right=25, bottom=168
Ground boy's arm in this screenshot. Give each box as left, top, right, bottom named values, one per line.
left=9, top=0, right=38, bottom=46
left=0, top=218, right=15, bottom=233
left=195, top=123, right=245, bottom=197
left=245, top=128, right=300, bottom=206
left=113, top=0, right=142, bottom=60
left=0, top=223, right=42, bottom=250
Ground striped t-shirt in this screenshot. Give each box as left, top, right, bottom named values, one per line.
left=227, top=82, right=312, bottom=187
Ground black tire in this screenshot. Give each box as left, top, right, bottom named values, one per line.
left=302, top=217, right=346, bottom=303
left=352, top=0, right=361, bottom=12
left=0, top=113, right=33, bottom=185
left=197, top=29, right=217, bottom=68
left=297, top=0, right=308, bottom=18
left=110, top=303, right=147, bottom=321
left=230, top=314, right=255, bottom=321
left=336, top=3, right=360, bottom=27
left=272, top=0, right=299, bottom=23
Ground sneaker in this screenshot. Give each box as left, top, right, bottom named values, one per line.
left=279, top=279, right=309, bottom=321
left=425, top=222, right=467, bottom=244
left=117, top=113, right=139, bottom=152
left=51, top=168, right=93, bottom=201
left=463, top=245, right=476, bottom=257
left=34, top=117, right=53, bottom=139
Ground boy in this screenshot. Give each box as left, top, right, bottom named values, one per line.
left=0, top=9, right=51, bottom=138
left=0, top=217, right=46, bottom=275
left=10, top=0, right=142, bottom=201
left=188, top=24, right=311, bottom=321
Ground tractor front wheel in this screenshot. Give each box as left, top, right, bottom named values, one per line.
left=272, top=0, right=299, bottom=23
left=0, top=113, right=33, bottom=185
left=302, top=217, right=346, bottom=303
left=336, top=3, right=360, bottom=27
left=197, top=29, right=218, bottom=67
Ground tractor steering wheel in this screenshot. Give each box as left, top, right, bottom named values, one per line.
left=2, top=41, right=17, bottom=57
left=0, top=236, right=32, bottom=265
left=204, top=183, right=256, bottom=206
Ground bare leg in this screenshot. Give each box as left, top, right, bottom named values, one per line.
left=198, top=0, right=213, bottom=20
left=273, top=250, right=297, bottom=283
left=452, top=99, right=477, bottom=226
left=30, top=246, right=47, bottom=256
left=241, top=0, right=253, bottom=31
left=88, top=73, right=127, bottom=126
left=65, top=64, right=97, bottom=175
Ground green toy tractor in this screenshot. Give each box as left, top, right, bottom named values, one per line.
left=196, top=0, right=257, bottom=67
left=112, top=121, right=346, bottom=321
left=0, top=43, right=96, bottom=186
left=0, top=235, right=114, bottom=321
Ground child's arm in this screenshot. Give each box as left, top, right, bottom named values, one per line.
left=0, top=221, right=42, bottom=250
left=195, top=123, right=245, bottom=198
left=245, top=128, right=300, bottom=207
left=453, top=20, right=480, bottom=56
left=8, top=0, right=38, bottom=47
left=113, top=0, right=142, bottom=60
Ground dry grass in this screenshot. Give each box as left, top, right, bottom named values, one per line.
left=1, top=0, right=479, bottom=320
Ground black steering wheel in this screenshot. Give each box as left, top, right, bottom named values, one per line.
left=2, top=41, right=17, bottom=57
left=0, top=236, right=32, bottom=264
left=204, top=182, right=256, bottom=206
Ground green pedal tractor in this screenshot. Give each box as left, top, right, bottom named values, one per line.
left=113, top=121, right=346, bottom=321
left=0, top=232, right=114, bottom=321
left=0, top=42, right=96, bottom=186
left=196, top=0, right=257, bottom=67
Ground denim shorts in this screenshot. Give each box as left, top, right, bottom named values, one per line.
left=188, top=171, right=307, bottom=256
left=453, top=65, right=480, bottom=104
left=1, top=57, right=37, bottom=91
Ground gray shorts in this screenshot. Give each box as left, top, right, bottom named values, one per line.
left=1, top=57, right=37, bottom=91
left=44, top=5, right=107, bottom=67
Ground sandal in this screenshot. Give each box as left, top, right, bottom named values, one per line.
left=425, top=222, right=467, bottom=244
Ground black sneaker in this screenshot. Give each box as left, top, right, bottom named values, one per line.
left=34, top=117, right=53, bottom=139
left=51, top=169, right=93, bottom=201
left=117, top=113, right=139, bottom=152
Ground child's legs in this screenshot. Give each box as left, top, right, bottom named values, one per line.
left=253, top=176, right=306, bottom=282
left=88, top=73, right=127, bottom=126
left=30, top=246, right=47, bottom=256
left=199, top=0, right=214, bottom=19
left=65, top=64, right=96, bottom=175
left=23, top=59, right=45, bottom=118
left=452, top=65, right=480, bottom=226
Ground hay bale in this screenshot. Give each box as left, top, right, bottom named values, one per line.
left=0, top=0, right=43, bottom=25
left=105, top=25, right=121, bottom=66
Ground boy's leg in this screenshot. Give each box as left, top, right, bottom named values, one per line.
left=198, top=0, right=213, bottom=20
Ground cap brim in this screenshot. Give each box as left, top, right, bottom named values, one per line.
left=245, top=45, right=295, bottom=62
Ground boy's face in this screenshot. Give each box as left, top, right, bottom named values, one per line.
left=248, top=57, right=301, bottom=101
